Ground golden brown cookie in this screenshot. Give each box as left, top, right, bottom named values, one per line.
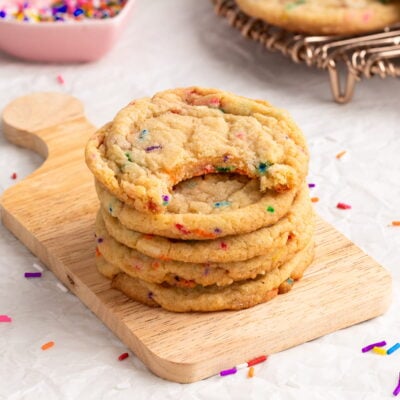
left=86, top=87, right=308, bottom=213
left=97, top=239, right=314, bottom=312
left=99, top=183, right=312, bottom=262
left=236, top=0, right=400, bottom=36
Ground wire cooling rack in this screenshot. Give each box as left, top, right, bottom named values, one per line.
left=212, top=0, right=400, bottom=103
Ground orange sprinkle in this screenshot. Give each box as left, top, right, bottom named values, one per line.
left=336, top=150, right=347, bottom=159
left=144, top=234, right=154, bottom=240
left=41, top=341, right=55, bottom=351
left=247, top=366, right=255, bottom=378
left=391, top=221, right=400, bottom=226
left=152, top=261, right=160, bottom=270
left=311, top=197, right=319, bottom=203
left=192, top=229, right=216, bottom=239
left=95, top=247, right=101, bottom=257
left=157, top=255, right=172, bottom=261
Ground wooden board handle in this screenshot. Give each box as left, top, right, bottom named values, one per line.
left=2, top=92, right=86, bottom=158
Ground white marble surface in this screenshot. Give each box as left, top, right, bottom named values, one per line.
left=1, top=1, right=400, bottom=399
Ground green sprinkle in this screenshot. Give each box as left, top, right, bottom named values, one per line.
left=257, top=161, right=273, bottom=175
left=214, top=201, right=232, bottom=208
left=125, top=152, right=133, bottom=162
left=266, top=206, right=275, bottom=213
left=285, top=0, right=306, bottom=11
left=216, top=166, right=235, bottom=173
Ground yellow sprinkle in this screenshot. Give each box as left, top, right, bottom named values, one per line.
left=372, top=347, right=386, bottom=355
left=41, top=341, right=55, bottom=351
left=336, top=150, right=347, bottom=159
left=311, top=197, right=319, bottom=203
left=247, top=366, right=255, bottom=378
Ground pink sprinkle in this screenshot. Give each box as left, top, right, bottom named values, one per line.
left=208, top=97, right=221, bottom=107
left=10, top=172, right=17, bottom=180
left=337, top=202, right=352, bottom=210
left=362, top=11, right=372, bottom=22
left=0, top=315, right=12, bottom=322
left=220, top=242, right=228, bottom=250
left=236, top=132, right=245, bottom=139
left=57, top=75, right=65, bottom=85
left=175, top=224, right=191, bottom=235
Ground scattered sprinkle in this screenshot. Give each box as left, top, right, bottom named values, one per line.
left=214, top=228, right=222, bottom=234
left=56, top=283, right=68, bottom=293
left=32, top=263, right=44, bottom=272
left=95, top=247, right=101, bottom=257
left=266, top=206, right=275, bottom=213
left=393, top=373, right=400, bottom=397
left=24, top=272, right=42, bottom=278
left=145, top=145, right=162, bottom=153
left=97, top=238, right=103, bottom=243
left=391, top=221, right=400, bottom=226
left=118, top=352, right=129, bottom=361
left=236, top=363, right=248, bottom=370
left=362, top=341, right=386, bottom=353
left=336, top=150, right=347, bottom=159
left=311, top=197, right=319, bottom=203
left=387, top=343, right=400, bottom=355
left=247, top=366, right=255, bottom=378
left=147, top=292, right=154, bottom=299
left=220, top=242, right=228, bottom=250
left=220, top=367, right=237, bottom=377
left=285, top=0, right=306, bottom=11
left=372, top=347, right=387, bottom=355
left=0, top=315, right=12, bottom=323
left=223, top=154, right=230, bottom=162
left=139, top=129, right=148, bottom=140
left=247, top=355, right=267, bottom=367
left=10, top=172, right=17, bottom=180
left=286, top=278, right=294, bottom=284
left=41, top=341, right=55, bottom=351
left=56, top=74, right=65, bottom=85
left=308, top=183, right=316, bottom=188
left=337, top=202, right=352, bottom=210
left=214, top=200, right=231, bottom=208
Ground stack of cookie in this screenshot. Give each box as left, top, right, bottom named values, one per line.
left=85, top=87, right=314, bottom=312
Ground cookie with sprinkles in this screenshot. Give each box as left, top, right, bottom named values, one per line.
left=95, top=172, right=300, bottom=240
left=100, top=184, right=313, bottom=263
left=96, top=240, right=315, bottom=312
left=95, top=207, right=314, bottom=287
left=85, top=87, right=309, bottom=214
left=235, top=0, right=400, bottom=35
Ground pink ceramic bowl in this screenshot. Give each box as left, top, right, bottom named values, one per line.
left=0, top=0, right=134, bottom=62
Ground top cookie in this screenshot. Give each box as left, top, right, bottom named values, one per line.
left=236, top=0, right=400, bottom=36
left=86, top=87, right=308, bottom=213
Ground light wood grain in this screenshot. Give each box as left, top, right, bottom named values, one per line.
left=0, top=93, right=392, bottom=383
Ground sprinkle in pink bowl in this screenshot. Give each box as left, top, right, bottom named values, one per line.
left=0, top=0, right=135, bottom=62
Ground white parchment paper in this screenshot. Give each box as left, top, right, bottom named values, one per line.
left=0, top=1, right=399, bottom=399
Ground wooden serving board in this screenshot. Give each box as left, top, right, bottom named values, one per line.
left=0, top=93, right=392, bottom=383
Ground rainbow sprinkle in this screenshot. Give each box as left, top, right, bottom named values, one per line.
left=391, top=221, right=400, bottom=226
left=387, top=343, right=400, bottom=355
left=10, top=172, right=17, bottom=180
left=214, top=200, right=231, bottom=208
left=257, top=161, right=273, bottom=175
left=308, top=183, right=316, bottom=188
left=24, top=272, right=42, bottom=278
left=336, top=150, right=347, bottom=159
left=118, top=352, right=129, bottom=361
left=57, top=74, right=65, bottom=84
left=247, top=366, right=255, bottom=378
left=337, top=202, right=351, bottom=210
left=266, top=206, right=275, bottom=213
left=393, top=373, right=400, bottom=397
left=41, top=341, right=55, bottom=351
left=372, top=347, right=387, bottom=355
left=145, top=145, right=162, bottom=153
left=162, top=195, right=170, bottom=206
left=0, top=0, right=128, bottom=22
left=361, top=340, right=386, bottom=352
left=0, top=315, right=12, bottom=323
left=219, top=355, right=267, bottom=378
left=139, top=129, right=148, bottom=140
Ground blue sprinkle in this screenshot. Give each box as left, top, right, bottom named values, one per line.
left=139, top=129, right=149, bottom=140
left=257, top=161, right=273, bottom=174
left=387, top=343, right=400, bottom=355
left=0, top=10, right=7, bottom=18
left=213, top=201, right=231, bottom=208
left=286, top=278, right=294, bottom=284
left=73, top=8, right=84, bottom=17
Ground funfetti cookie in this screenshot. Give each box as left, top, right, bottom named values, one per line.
left=86, top=87, right=309, bottom=214
left=97, top=240, right=315, bottom=312
left=236, top=0, right=400, bottom=36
